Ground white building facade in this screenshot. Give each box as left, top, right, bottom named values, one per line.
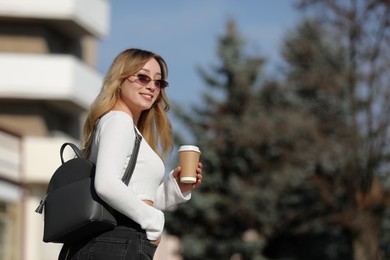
left=0, top=0, right=109, bottom=259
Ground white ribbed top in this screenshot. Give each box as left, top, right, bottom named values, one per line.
left=90, top=111, right=191, bottom=240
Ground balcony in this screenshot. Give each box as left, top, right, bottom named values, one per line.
left=0, top=0, right=109, bottom=38
left=0, top=128, right=80, bottom=184
left=0, top=53, right=102, bottom=113
left=0, top=129, right=21, bottom=181
left=23, top=136, right=79, bottom=183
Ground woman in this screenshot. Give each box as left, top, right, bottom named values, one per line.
left=59, top=48, right=203, bottom=259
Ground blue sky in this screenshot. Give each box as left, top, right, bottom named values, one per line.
left=97, top=1, right=302, bottom=145
left=97, top=1, right=301, bottom=109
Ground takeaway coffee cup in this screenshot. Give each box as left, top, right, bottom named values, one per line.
left=178, top=145, right=201, bottom=184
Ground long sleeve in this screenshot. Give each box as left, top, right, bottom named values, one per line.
left=154, top=170, right=191, bottom=210
left=92, top=113, right=164, bottom=240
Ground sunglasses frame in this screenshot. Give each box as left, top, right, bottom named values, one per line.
left=131, top=74, right=169, bottom=89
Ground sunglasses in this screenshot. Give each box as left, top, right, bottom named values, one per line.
left=130, top=74, right=169, bottom=89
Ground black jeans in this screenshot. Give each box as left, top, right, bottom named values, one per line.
left=59, top=215, right=157, bottom=260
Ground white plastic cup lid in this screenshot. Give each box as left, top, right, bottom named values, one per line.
left=178, top=145, right=201, bottom=154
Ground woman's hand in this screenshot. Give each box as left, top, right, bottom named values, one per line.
left=173, top=162, right=203, bottom=194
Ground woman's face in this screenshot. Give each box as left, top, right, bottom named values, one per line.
left=119, top=58, right=164, bottom=113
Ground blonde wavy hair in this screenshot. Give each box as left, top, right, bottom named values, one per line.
left=81, top=48, right=173, bottom=159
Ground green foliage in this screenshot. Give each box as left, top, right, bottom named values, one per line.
left=167, top=18, right=343, bottom=259
left=167, top=20, right=269, bottom=259
left=168, top=19, right=335, bottom=259
left=166, top=2, right=390, bottom=258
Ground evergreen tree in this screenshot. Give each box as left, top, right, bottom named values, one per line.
left=165, top=1, right=390, bottom=258
left=263, top=19, right=355, bottom=260
left=167, top=19, right=339, bottom=260
left=166, top=20, right=269, bottom=259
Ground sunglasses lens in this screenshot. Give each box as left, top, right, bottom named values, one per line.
left=137, top=74, right=151, bottom=85
left=156, top=80, right=168, bottom=88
